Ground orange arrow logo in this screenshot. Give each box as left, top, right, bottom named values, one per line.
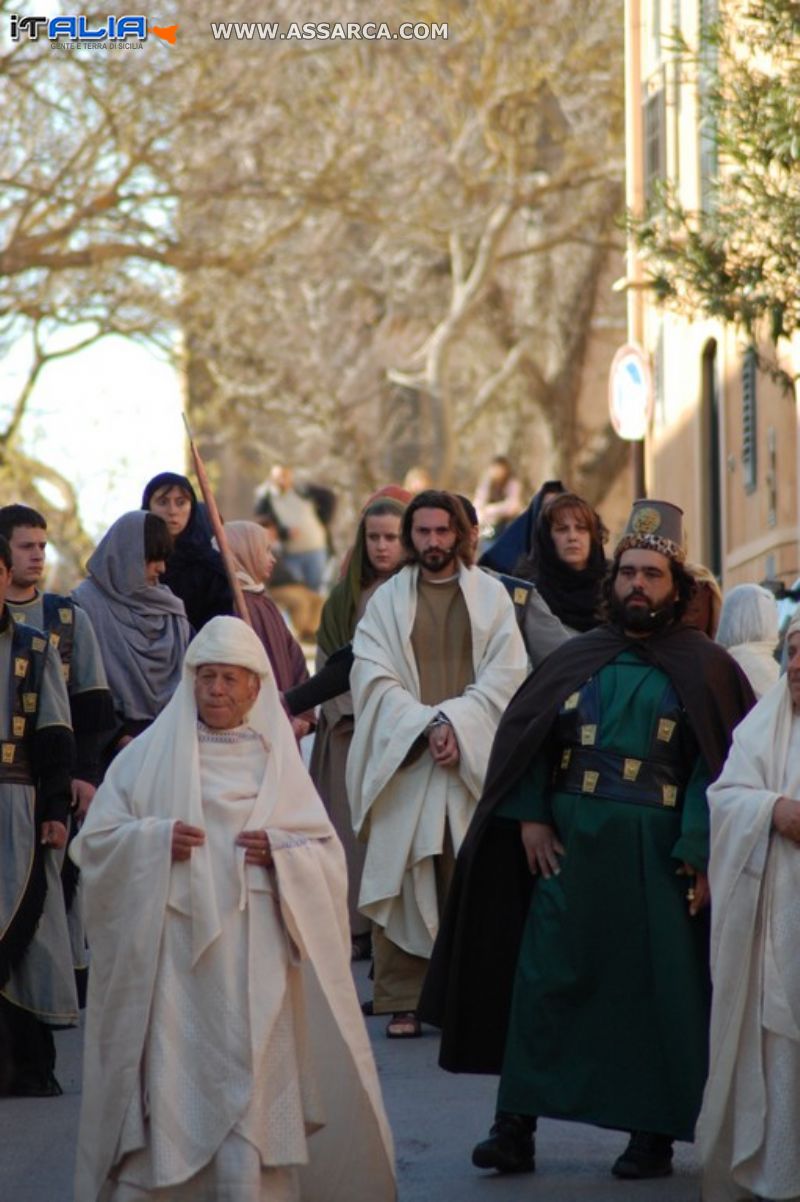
left=151, top=24, right=178, bottom=43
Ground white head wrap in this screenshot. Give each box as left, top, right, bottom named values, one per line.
left=186, top=613, right=271, bottom=675
left=716, top=584, right=779, bottom=650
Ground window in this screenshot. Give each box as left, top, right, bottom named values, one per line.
left=643, top=82, right=667, bottom=203
left=698, top=0, right=719, bottom=214
left=742, top=346, right=757, bottom=494
left=653, top=321, right=665, bottom=426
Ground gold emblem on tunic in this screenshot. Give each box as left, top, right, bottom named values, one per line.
left=582, top=770, right=599, bottom=794
left=10, top=612, right=26, bottom=624
left=563, top=692, right=580, bottom=711
left=513, top=587, right=528, bottom=605
left=580, top=724, right=597, bottom=746
left=59, top=608, right=73, bottom=624
left=657, top=719, right=676, bottom=742
left=662, top=785, right=678, bottom=807
left=23, top=692, right=37, bottom=713
left=14, top=657, right=28, bottom=678
left=561, top=748, right=572, bottom=769
left=32, top=636, right=46, bottom=652
left=49, top=632, right=60, bottom=648
left=623, top=758, right=642, bottom=781
left=2, top=744, right=15, bottom=764
left=12, top=717, right=25, bottom=738
left=631, top=507, right=662, bottom=535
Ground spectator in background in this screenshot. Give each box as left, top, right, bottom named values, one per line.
left=402, top=466, right=434, bottom=495
left=715, top=583, right=780, bottom=698
left=142, top=472, right=232, bottom=631
left=473, top=456, right=523, bottom=553
left=479, top=480, right=565, bottom=576
left=254, top=511, right=325, bottom=642
left=257, top=465, right=329, bottom=592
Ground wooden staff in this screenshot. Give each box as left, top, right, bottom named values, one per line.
left=182, top=414, right=253, bottom=629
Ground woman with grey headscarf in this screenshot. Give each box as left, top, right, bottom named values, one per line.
left=715, top=583, right=779, bottom=698
left=73, top=511, right=191, bottom=756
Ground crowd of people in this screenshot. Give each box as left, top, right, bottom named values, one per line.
left=0, top=462, right=797, bottom=1202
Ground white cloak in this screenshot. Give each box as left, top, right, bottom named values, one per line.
left=71, top=617, right=395, bottom=1202
left=345, top=563, right=527, bottom=957
left=698, top=675, right=800, bottom=1201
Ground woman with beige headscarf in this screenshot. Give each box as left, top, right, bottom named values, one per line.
left=223, top=521, right=314, bottom=738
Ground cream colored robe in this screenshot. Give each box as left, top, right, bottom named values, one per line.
left=699, top=676, right=800, bottom=1202
left=71, top=617, right=395, bottom=1202
left=345, top=563, right=527, bottom=958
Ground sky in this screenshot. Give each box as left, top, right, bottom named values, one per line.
left=3, top=336, right=186, bottom=539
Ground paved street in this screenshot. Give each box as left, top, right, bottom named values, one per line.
left=1, top=960, right=701, bottom=1201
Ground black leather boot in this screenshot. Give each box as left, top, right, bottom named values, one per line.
left=611, top=1131, right=674, bottom=1179
left=471, top=1111, right=536, bottom=1174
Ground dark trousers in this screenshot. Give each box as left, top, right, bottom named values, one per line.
left=0, top=994, right=56, bottom=1092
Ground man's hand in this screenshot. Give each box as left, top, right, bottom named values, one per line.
left=237, top=829, right=273, bottom=868
left=772, top=795, right=800, bottom=845
left=291, top=717, right=311, bottom=740
left=171, top=821, right=205, bottom=862
left=677, top=863, right=710, bottom=916
left=428, top=723, right=460, bottom=767
left=520, top=821, right=564, bottom=878
left=40, top=820, right=68, bottom=850
left=71, top=778, right=96, bottom=820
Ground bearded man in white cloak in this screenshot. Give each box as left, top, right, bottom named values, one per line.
left=71, top=616, right=395, bottom=1202
left=346, top=490, right=528, bottom=1038
left=698, top=610, right=800, bottom=1202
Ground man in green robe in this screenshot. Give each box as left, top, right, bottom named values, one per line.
left=419, top=500, right=755, bottom=1182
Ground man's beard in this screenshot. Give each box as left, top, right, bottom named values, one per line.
left=611, top=592, right=676, bottom=632
left=418, top=546, right=457, bottom=573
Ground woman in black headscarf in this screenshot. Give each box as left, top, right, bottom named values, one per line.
left=513, top=491, right=608, bottom=668
left=142, top=472, right=233, bottom=632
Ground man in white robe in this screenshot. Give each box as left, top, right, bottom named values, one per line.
left=346, top=490, right=527, bottom=1037
left=698, top=611, right=800, bottom=1202
left=71, top=616, right=395, bottom=1202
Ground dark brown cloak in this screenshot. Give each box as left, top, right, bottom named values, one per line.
left=417, top=622, right=756, bottom=1073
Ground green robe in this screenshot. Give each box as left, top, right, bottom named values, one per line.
left=497, top=648, right=711, bottom=1141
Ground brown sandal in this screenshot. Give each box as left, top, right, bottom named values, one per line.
left=386, top=1011, right=422, bottom=1039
